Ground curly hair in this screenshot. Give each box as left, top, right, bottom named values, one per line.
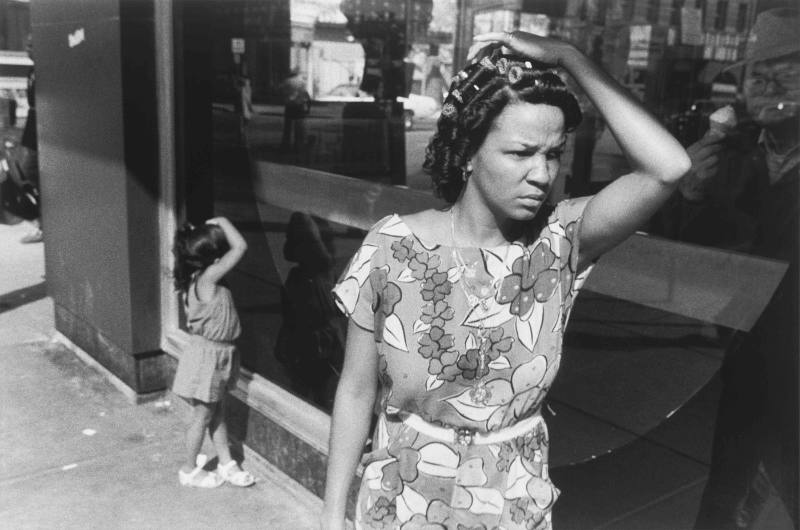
left=172, top=222, right=230, bottom=293
left=423, top=44, right=582, bottom=203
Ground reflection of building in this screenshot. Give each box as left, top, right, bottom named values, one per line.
left=309, top=22, right=363, bottom=97
left=454, top=0, right=758, bottom=116
left=599, top=0, right=758, bottom=116
left=339, top=0, right=432, bottom=98
left=452, top=0, right=571, bottom=67
left=210, top=0, right=291, bottom=103
left=0, top=0, right=31, bottom=123
left=0, top=0, right=29, bottom=51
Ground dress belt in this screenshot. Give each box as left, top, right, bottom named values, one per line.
left=189, top=334, right=236, bottom=348
left=398, top=411, right=544, bottom=446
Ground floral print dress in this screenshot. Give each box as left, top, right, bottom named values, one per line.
left=332, top=198, right=595, bottom=530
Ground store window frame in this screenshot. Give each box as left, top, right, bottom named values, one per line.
left=154, top=0, right=334, bottom=481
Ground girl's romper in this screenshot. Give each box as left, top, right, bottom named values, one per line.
left=332, top=199, right=595, bottom=530
left=172, top=283, right=242, bottom=403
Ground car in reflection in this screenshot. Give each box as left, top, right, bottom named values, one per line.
left=315, top=84, right=439, bottom=130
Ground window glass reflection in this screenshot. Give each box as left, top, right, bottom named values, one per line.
left=206, top=0, right=788, bottom=399
left=201, top=3, right=798, bottom=523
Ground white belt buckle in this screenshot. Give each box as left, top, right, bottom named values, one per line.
left=455, top=427, right=475, bottom=446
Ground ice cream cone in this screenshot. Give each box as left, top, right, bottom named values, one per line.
left=707, top=105, right=737, bottom=139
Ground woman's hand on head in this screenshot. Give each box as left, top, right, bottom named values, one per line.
left=473, top=31, right=575, bottom=66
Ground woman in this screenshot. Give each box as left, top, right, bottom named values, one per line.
left=322, top=32, right=690, bottom=529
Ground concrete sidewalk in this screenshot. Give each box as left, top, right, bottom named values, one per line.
left=0, top=221, right=322, bottom=529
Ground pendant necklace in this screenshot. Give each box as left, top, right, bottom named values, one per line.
left=450, top=207, right=495, bottom=405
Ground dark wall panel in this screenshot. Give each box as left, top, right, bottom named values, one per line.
left=120, top=3, right=161, bottom=353
left=32, top=0, right=164, bottom=390
left=33, top=5, right=134, bottom=349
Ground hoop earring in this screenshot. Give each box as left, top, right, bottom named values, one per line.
left=462, top=165, right=472, bottom=183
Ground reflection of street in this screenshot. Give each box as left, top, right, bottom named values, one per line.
left=215, top=103, right=437, bottom=192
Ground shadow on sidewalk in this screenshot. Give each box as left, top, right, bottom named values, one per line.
left=0, top=281, right=46, bottom=313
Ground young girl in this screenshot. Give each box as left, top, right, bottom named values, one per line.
left=172, top=217, right=255, bottom=488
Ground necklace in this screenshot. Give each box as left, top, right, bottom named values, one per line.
left=450, top=207, right=495, bottom=405
left=449, top=207, right=495, bottom=308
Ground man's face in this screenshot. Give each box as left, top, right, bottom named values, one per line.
left=744, top=52, right=800, bottom=125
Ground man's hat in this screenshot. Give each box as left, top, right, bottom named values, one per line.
left=728, top=7, right=800, bottom=69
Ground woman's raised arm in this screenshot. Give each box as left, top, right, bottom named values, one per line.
left=476, top=32, right=691, bottom=267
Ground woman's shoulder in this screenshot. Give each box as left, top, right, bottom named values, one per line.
left=548, top=196, right=593, bottom=226
left=361, top=210, right=447, bottom=245
left=398, top=209, right=449, bottom=244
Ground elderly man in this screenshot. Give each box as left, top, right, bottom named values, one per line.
left=675, top=8, right=800, bottom=529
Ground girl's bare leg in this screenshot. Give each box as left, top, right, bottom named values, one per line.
left=182, top=399, right=214, bottom=473
left=209, top=394, right=233, bottom=466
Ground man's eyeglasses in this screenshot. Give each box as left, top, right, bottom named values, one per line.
left=745, top=68, right=800, bottom=95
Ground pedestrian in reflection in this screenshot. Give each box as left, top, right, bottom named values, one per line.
left=280, top=69, right=310, bottom=158
left=172, top=217, right=255, bottom=488
left=679, top=9, right=800, bottom=529
left=322, top=31, right=690, bottom=529
left=233, top=74, right=253, bottom=144
left=19, top=33, right=41, bottom=244
left=275, top=212, right=344, bottom=410
left=424, top=60, right=446, bottom=107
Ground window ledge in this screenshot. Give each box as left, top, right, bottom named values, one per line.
left=162, top=329, right=330, bottom=455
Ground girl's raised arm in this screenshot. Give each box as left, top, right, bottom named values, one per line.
left=199, top=217, right=248, bottom=286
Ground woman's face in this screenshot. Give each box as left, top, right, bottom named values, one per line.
left=467, top=101, right=566, bottom=222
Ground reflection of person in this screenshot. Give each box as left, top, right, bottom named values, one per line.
left=649, top=102, right=759, bottom=250
left=275, top=212, right=344, bottom=410
left=19, top=34, right=41, bottom=244
left=683, top=9, right=800, bottom=529
left=233, top=74, right=253, bottom=143
left=280, top=70, right=310, bottom=156
left=322, top=31, right=689, bottom=529
left=172, top=217, right=255, bottom=488
left=0, top=137, right=39, bottom=223
left=424, top=61, right=446, bottom=106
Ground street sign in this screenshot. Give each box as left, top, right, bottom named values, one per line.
left=231, top=38, right=245, bottom=55
left=681, top=7, right=704, bottom=46
left=628, top=25, right=651, bottom=68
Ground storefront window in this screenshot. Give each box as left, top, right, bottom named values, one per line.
left=201, top=0, right=784, bottom=399
left=191, top=0, right=796, bottom=522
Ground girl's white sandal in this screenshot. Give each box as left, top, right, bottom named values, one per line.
left=217, top=460, right=256, bottom=487
left=178, top=454, right=224, bottom=488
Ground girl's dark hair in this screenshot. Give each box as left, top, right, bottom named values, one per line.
left=423, top=44, right=583, bottom=203
left=172, top=222, right=230, bottom=292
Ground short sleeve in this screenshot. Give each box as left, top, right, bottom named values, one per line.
left=332, top=216, right=392, bottom=332
left=550, top=197, right=596, bottom=325
left=553, top=196, right=593, bottom=277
